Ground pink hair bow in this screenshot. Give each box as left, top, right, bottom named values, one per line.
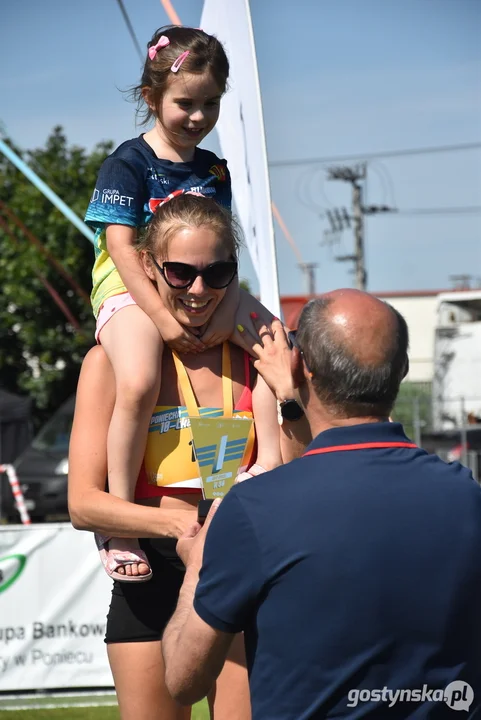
left=148, top=35, right=170, bottom=60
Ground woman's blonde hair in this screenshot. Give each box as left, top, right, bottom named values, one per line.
left=137, top=193, right=242, bottom=262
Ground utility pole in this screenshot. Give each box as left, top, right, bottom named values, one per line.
left=352, top=175, right=366, bottom=291
left=449, top=274, right=472, bottom=290
left=326, top=163, right=396, bottom=290
left=327, top=164, right=367, bottom=290
left=298, top=262, right=318, bottom=295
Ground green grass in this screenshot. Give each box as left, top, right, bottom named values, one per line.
left=0, top=711, right=119, bottom=720
left=0, top=699, right=210, bottom=719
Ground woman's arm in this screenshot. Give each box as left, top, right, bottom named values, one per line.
left=240, top=319, right=312, bottom=461
left=254, top=375, right=310, bottom=464
left=251, top=374, right=282, bottom=471
left=279, top=415, right=312, bottom=463
left=68, top=346, right=193, bottom=538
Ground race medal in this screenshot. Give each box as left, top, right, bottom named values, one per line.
left=172, top=343, right=254, bottom=500
left=189, top=416, right=254, bottom=499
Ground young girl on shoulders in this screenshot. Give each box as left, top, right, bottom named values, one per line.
left=84, top=26, right=273, bottom=580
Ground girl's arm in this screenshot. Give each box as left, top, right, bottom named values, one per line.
left=68, top=346, right=194, bottom=538
left=106, top=224, right=204, bottom=352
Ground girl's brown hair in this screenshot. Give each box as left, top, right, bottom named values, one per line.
left=132, top=25, right=229, bottom=126
left=138, top=193, right=242, bottom=263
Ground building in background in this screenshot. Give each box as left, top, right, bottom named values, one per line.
left=433, top=290, right=481, bottom=429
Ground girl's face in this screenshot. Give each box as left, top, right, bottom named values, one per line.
left=156, top=71, right=222, bottom=152
left=145, top=224, right=235, bottom=329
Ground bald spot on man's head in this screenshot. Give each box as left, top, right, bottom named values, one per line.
left=321, top=289, right=400, bottom=367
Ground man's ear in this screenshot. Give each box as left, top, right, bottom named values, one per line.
left=291, top=346, right=305, bottom=389
left=403, top=356, right=409, bottom=379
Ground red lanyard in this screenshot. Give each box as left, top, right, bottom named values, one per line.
left=303, top=441, right=417, bottom=458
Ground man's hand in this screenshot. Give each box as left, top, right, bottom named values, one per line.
left=177, top=498, right=221, bottom=571
left=163, top=497, right=233, bottom=706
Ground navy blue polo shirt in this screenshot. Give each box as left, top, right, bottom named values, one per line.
left=194, top=422, right=481, bottom=719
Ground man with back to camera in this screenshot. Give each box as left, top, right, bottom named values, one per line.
left=162, top=289, right=481, bottom=719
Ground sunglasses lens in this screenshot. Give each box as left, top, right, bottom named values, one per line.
left=163, top=263, right=195, bottom=288
left=203, top=262, right=237, bottom=289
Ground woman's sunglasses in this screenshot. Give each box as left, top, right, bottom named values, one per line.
left=149, top=255, right=238, bottom=290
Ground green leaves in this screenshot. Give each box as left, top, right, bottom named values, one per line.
left=0, top=127, right=110, bottom=427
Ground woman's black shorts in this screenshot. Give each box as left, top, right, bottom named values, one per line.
left=105, top=537, right=185, bottom=644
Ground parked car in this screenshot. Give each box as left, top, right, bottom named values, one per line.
left=1, top=397, right=75, bottom=523
left=421, top=427, right=481, bottom=481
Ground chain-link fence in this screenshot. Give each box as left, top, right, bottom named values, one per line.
left=393, top=382, right=481, bottom=481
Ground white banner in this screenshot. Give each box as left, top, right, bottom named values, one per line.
left=201, top=0, right=281, bottom=316
left=0, top=524, right=114, bottom=691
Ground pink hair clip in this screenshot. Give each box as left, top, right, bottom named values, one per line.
left=148, top=35, right=170, bottom=60
left=171, top=50, right=190, bottom=73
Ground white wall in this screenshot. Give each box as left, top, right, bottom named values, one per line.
left=433, top=321, right=481, bottom=427
left=377, top=295, right=438, bottom=384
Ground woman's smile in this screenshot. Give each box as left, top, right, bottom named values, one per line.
left=178, top=296, right=212, bottom=314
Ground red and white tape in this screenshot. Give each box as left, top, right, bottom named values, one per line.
left=0, top=464, right=31, bottom=525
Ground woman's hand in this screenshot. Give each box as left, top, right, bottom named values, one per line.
left=176, top=499, right=221, bottom=570
left=231, top=290, right=276, bottom=356
left=170, top=509, right=201, bottom=539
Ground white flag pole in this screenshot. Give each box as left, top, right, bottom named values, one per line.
left=200, top=0, right=281, bottom=316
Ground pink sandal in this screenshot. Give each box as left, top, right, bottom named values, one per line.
left=95, top=534, right=153, bottom=583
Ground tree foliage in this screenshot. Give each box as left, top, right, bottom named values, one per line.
left=0, top=127, right=112, bottom=427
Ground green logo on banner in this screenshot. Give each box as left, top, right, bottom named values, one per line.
left=0, top=554, right=27, bottom=594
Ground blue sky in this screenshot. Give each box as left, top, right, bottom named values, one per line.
left=2, top=0, right=480, bottom=296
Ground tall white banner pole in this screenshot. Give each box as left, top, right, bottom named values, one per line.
left=200, top=0, right=281, bottom=316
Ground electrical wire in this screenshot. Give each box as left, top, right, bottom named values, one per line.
left=269, top=142, right=481, bottom=169
left=368, top=161, right=397, bottom=208
left=395, top=206, right=481, bottom=216
left=115, top=0, right=143, bottom=62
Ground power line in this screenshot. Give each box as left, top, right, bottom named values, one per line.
left=269, top=142, right=481, bottom=169
left=396, top=206, right=481, bottom=216
left=115, top=0, right=143, bottom=62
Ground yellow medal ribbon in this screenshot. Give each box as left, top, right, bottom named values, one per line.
left=172, top=343, right=254, bottom=499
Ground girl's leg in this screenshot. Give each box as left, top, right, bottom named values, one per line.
left=209, top=633, right=251, bottom=720
left=108, top=641, right=191, bottom=720
left=99, top=305, right=163, bottom=575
